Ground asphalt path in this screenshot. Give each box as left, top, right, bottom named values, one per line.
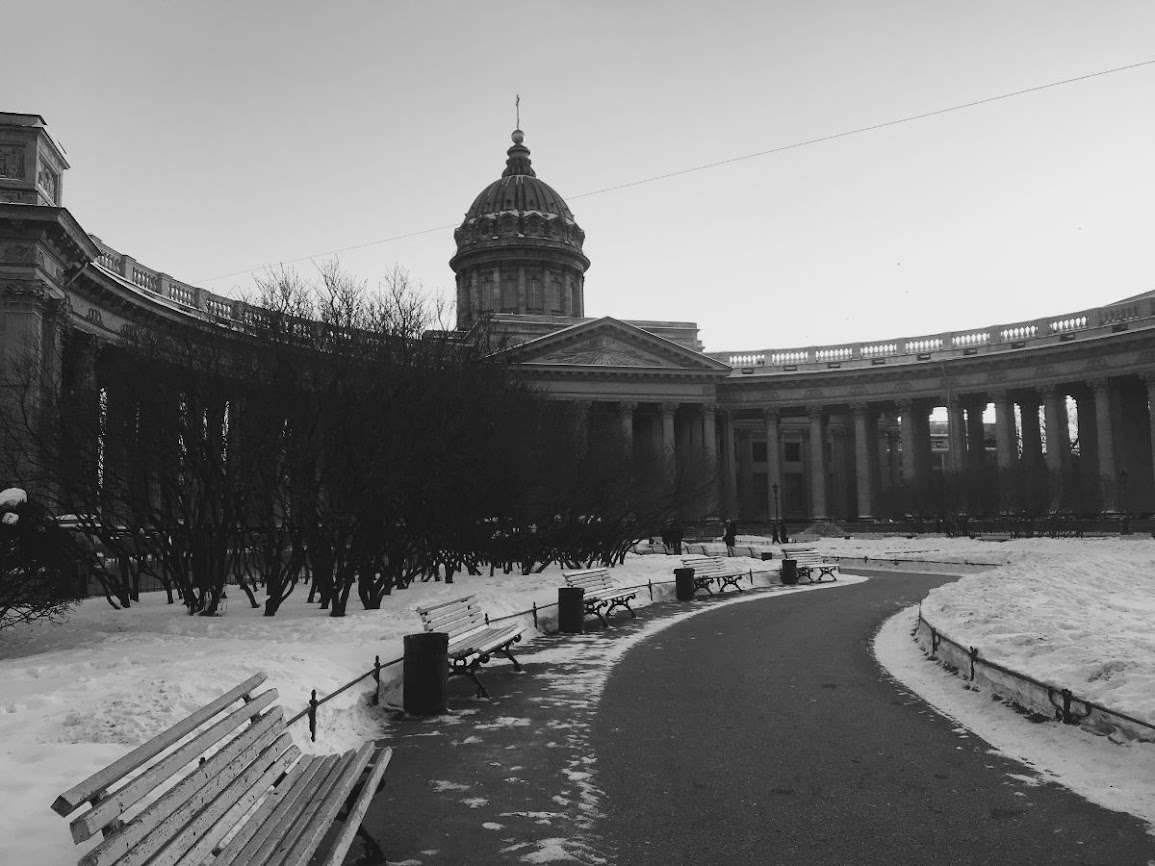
left=593, top=570, right=1155, bottom=865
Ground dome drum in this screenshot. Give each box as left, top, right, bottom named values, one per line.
left=452, top=130, right=589, bottom=332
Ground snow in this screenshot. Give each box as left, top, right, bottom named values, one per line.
left=3, top=535, right=1155, bottom=863
left=0, top=488, right=26, bottom=509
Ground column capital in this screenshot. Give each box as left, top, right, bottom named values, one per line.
left=704, top=402, right=722, bottom=416
left=660, top=401, right=679, bottom=416
left=895, top=398, right=913, bottom=413
left=807, top=406, right=825, bottom=420
left=618, top=400, right=638, bottom=414
left=761, top=407, right=780, bottom=422
left=1087, top=378, right=1109, bottom=394
left=988, top=388, right=1010, bottom=403
left=849, top=401, right=869, bottom=415
left=571, top=399, right=592, bottom=413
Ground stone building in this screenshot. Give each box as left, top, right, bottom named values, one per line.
left=4, top=111, right=1155, bottom=525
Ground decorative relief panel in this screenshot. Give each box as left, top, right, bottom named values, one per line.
left=894, top=381, right=912, bottom=393
left=2, top=244, right=34, bottom=263
left=36, top=167, right=59, bottom=203
left=802, top=388, right=823, bottom=399
left=1084, top=357, right=1109, bottom=371
left=0, top=145, right=25, bottom=179
left=536, top=335, right=667, bottom=368
left=1033, top=365, right=1055, bottom=378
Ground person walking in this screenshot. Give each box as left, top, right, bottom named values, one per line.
left=723, top=518, right=737, bottom=556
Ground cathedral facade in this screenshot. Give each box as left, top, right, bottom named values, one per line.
left=4, top=112, right=1155, bottom=525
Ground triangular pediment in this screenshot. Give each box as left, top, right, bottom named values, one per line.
left=505, top=317, right=731, bottom=373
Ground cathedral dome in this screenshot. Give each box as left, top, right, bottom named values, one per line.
left=451, top=130, right=590, bottom=332
left=453, top=129, right=586, bottom=256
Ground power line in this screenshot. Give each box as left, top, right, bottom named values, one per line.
left=197, top=58, right=1155, bottom=285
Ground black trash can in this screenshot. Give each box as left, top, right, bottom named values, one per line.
left=780, top=559, right=799, bottom=585
left=558, top=586, right=585, bottom=634
left=403, top=632, right=449, bottom=716
left=760, top=551, right=774, bottom=561
left=674, top=567, right=696, bottom=601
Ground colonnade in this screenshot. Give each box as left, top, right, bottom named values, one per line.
left=722, top=374, right=1155, bottom=522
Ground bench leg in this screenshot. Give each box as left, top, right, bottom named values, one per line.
left=696, top=580, right=714, bottom=597
left=453, top=661, right=490, bottom=698
left=353, top=825, right=388, bottom=866
left=497, top=639, right=523, bottom=671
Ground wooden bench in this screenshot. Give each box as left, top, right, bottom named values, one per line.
left=562, top=567, right=637, bottom=628
left=416, top=595, right=524, bottom=698
left=51, top=672, right=392, bottom=866
left=681, top=555, right=751, bottom=595
left=781, top=545, right=840, bottom=583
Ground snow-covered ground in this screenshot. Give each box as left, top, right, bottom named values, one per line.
left=3, top=535, right=1154, bottom=864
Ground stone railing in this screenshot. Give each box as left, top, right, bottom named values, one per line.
left=88, top=235, right=243, bottom=323
left=716, top=296, right=1155, bottom=371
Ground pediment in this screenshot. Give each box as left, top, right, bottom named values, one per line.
left=506, top=317, right=730, bottom=373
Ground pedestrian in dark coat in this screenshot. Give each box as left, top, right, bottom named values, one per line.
left=723, top=519, right=737, bottom=556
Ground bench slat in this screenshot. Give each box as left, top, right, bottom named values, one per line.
left=211, top=753, right=336, bottom=866
left=423, top=607, right=485, bottom=635
left=253, top=752, right=356, bottom=866
left=276, top=744, right=377, bottom=866
left=82, top=733, right=299, bottom=866
left=70, top=689, right=280, bottom=843
left=237, top=754, right=345, bottom=866
left=167, top=749, right=319, bottom=866
left=53, top=672, right=268, bottom=817
left=414, top=594, right=475, bottom=616
left=314, top=745, right=393, bottom=866
left=76, top=708, right=287, bottom=863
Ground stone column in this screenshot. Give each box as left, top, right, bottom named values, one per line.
left=851, top=403, right=874, bottom=519
left=947, top=399, right=966, bottom=476
left=763, top=408, right=781, bottom=522
left=1042, top=388, right=1068, bottom=474
left=897, top=399, right=917, bottom=490
left=572, top=400, right=592, bottom=459
left=1090, top=379, right=1117, bottom=511
left=1020, top=392, right=1042, bottom=469
left=661, top=402, right=678, bottom=481
left=721, top=407, right=738, bottom=515
left=1042, top=387, right=1069, bottom=509
left=807, top=407, right=827, bottom=519
left=992, top=390, right=1016, bottom=472
left=701, top=403, right=718, bottom=480
left=966, top=399, right=987, bottom=474
left=618, top=401, right=636, bottom=451
left=1146, top=377, right=1155, bottom=506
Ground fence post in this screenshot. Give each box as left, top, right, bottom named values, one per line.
left=372, top=655, right=382, bottom=706
left=647, top=579, right=653, bottom=600
left=532, top=602, right=538, bottom=628
left=308, top=689, right=318, bottom=743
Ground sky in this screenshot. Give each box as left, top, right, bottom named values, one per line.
left=2, top=536, right=1153, bottom=863
left=7, top=1, right=1155, bottom=352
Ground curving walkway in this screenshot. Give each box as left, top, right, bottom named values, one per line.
left=592, top=570, right=1154, bottom=865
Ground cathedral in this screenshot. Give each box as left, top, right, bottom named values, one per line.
left=4, top=111, right=1155, bottom=526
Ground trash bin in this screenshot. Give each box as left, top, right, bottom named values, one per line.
left=403, top=632, right=449, bottom=715
left=558, top=586, right=585, bottom=634
left=760, top=551, right=774, bottom=562
left=674, top=567, right=696, bottom=601
left=780, top=559, right=799, bottom=585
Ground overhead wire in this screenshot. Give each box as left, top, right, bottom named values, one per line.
left=196, top=58, right=1155, bottom=285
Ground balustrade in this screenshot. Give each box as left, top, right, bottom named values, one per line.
left=951, top=331, right=989, bottom=347
left=815, top=346, right=853, bottom=362
left=770, top=349, right=809, bottom=365
left=1050, top=315, right=1088, bottom=334
left=860, top=342, right=898, bottom=358
left=903, top=337, right=943, bottom=353
left=1000, top=324, right=1037, bottom=341
left=728, top=353, right=765, bottom=367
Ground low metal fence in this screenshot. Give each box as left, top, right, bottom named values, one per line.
left=914, top=607, right=1155, bottom=742
left=287, top=563, right=781, bottom=739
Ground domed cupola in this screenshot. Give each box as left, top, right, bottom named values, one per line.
left=451, top=129, right=590, bottom=331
